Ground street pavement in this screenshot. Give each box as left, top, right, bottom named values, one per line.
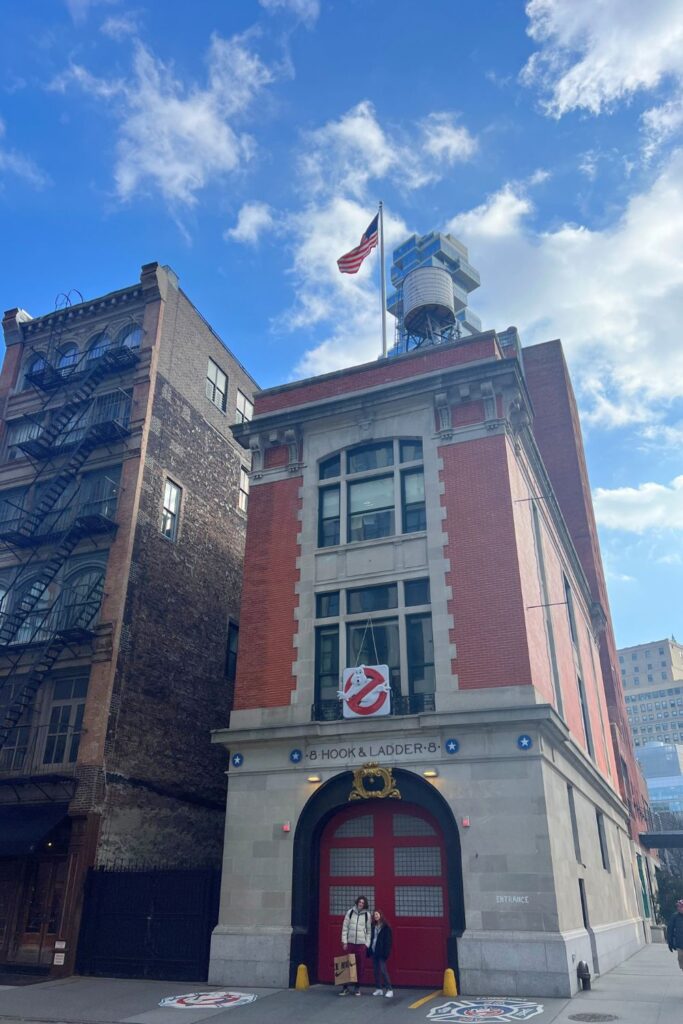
left=0, top=943, right=679, bottom=1024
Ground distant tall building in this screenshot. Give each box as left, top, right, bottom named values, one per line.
left=386, top=232, right=481, bottom=354
left=0, top=265, right=255, bottom=977
left=619, top=638, right=683, bottom=746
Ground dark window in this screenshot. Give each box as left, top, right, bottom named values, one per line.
left=596, top=810, right=610, bottom=871
left=43, top=674, right=88, bottom=766
left=577, top=675, right=595, bottom=757
left=404, top=578, right=430, bottom=606
left=316, top=592, right=340, bottom=618
left=225, top=622, right=239, bottom=683
left=319, top=454, right=340, bottom=480
left=319, top=485, right=340, bottom=547
left=235, top=390, right=253, bottom=424
left=347, top=442, right=393, bottom=475
left=564, top=575, right=577, bottom=645
left=578, top=878, right=589, bottom=929
left=347, top=618, right=400, bottom=692
left=348, top=476, right=394, bottom=542
left=567, top=784, right=582, bottom=863
left=57, top=344, right=79, bottom=369
left=347, top=584, right=398, bottom=614
left=22, top=353, right=47, bottom=388
left=402, top=469, right=426, bottom=533
left=407, top=614, right=434, bottom=695
left=400, top=439, right=423, bottom=463
left=87, top=332, right=110, bottom=361
left=315, top=625, right=339, bottom=702
left=161, top=478, right=182, bottom=541
left=120, top=325, right=142, bottom=350
left=206, top=359, right=228, bottom=412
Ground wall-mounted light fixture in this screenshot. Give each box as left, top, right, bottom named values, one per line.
left=307, top=774, right=322, bottom=783
left=423, top=769, right=439, bottom=779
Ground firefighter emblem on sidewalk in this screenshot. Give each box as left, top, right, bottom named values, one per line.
left=339, top=664, right=391, bottom=718
left=427, top=999, right=544, bottom=1022
left=159, top=990, right=257, bottom=1008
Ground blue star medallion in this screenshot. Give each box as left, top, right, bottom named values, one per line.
left=231, top=753, right=244, bottom=767
left=445, top=738, right=459, bottom=754
left=289, top=749, right=303, bottom=764
left=517, top=734, right=533, bottom=750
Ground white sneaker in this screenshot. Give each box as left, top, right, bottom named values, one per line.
left=373, top=989, right=383, bottom=996
left=385, top=990, right=394, bottom=998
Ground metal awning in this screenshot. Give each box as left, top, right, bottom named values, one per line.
left=0, top=802, right=69, bottom=856
left=639, top=831, right=683, bottom=849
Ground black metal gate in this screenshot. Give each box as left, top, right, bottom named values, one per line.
left=77, top=867, right=221, bottom=981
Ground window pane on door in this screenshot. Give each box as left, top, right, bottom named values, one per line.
left=393, top=814, right=436, bottom=836
left=394, top=886, right=443, bottom=917
left=334, top=815, right=374, bottom=838
left=330, top=848, right=374, bottom=876
left=394, top=847, right=441, bottom=876
left=330, top=885, right=376, bottom=915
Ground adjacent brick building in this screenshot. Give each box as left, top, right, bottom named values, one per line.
left=211, top=326, right=654, bottom=996
left=0, top=264, right=255, bottom=975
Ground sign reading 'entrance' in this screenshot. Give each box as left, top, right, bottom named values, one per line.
left=306, top=736, right=441, bottom=765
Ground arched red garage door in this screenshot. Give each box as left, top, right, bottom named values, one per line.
left=318, top=801, right=448, bottom=988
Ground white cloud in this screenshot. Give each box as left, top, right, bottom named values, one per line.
left=0, top=117, right=49, bottom=188
left=225, top=201, right=275, bottom=244
left=642, top=94, right=683, bottom=160
left=298, top=101, right=478, bottom=200
left=421, top=113, right=478, bottom=164
left=593, top=476, right=683, bottom=532
left=66, top=0, right=117, bottom=24
left=259, top=0, right=319, bottom=25
left=522, top=0, right=683, bottom=118
left=100, top=13, right=139, bottom=39
left=51, top=33, right=274, bottom=206
left=443, top=148, right=683, bottom=427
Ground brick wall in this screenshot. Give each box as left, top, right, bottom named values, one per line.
left=524, top=340, right=646, bottom=829
left=233, top=476, right=301, bottom=710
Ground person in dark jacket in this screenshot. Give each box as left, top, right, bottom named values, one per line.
left=369, top=909, right=394, bottom=998
left=667, top=898, right=683, bottom=972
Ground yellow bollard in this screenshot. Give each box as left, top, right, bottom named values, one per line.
left=443, top=968, right=458, bottom=997
left=295, top=963, right=310, bottom=990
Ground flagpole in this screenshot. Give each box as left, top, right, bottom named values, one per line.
left=379, top=201, right=387, bottom=357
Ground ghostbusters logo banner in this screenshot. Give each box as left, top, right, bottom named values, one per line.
left=338, top=665, right=391, bottom=718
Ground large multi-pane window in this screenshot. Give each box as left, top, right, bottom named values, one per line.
left=313, top=577, right=433, bottom=715
left=161, top=479, right=182, bottom=541
left=318, top=440, right=425, bottom=548
left=206, top=359, right=228, bottom=412
left=43, top=674, right=88, bottom=766
left=238, top=467, right=249, bottom=512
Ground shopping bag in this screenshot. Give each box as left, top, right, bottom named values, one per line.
left=333, top=952, right=357, bottom=985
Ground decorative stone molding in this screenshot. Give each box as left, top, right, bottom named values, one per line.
left=434, top=390, right=452, bottom=437
left=249, top=434, right=263, bottom=476
left=283, top=427, right=302, bottom=472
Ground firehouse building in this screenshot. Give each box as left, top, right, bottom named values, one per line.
left=210, top=328, right=651, bottom=996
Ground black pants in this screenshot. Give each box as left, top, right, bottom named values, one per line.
left=373, top=956, right=392, bottom=990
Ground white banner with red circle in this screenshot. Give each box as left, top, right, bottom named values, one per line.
left=339, top=665, right=391, bottom=718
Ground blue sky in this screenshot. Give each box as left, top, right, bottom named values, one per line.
left=1, top=0, right=682, bottom=648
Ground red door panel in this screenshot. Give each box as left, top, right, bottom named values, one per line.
left=318, top=801, right=449, bottom=987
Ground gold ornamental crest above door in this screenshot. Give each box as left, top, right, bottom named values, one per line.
left=348, top=762, right=401, bottom=801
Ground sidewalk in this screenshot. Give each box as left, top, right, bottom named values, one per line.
left=0, top=944, right=678, bottom=1024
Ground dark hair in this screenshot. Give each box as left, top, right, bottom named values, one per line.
left=355, top=895, right=369, bottom=909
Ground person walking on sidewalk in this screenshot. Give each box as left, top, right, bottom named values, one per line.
left=369, top=909, right=394, bottom=999
left=667, top=898, right=683, bottom=972
left=339, top=895, right=371, bottom=996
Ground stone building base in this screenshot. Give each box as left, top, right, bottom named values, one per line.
left=209, top=926, right=291, bottom=988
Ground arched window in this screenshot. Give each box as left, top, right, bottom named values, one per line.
left=118, top=324, right=142, bottom=350
left=86, top=332, right=110, bottom=361
left=22, top=353, right=47, bottom=389
left=57, top=344, right=79, bottom=370
left=61, top=566, right=105, bottom=631
left=12, top=577, right=59, bottom=645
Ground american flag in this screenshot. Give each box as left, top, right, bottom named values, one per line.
left=337, top=214, right=379, bottom=274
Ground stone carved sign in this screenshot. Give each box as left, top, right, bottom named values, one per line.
left=349, top=762, right=401, bottom=801
left=306, top=736, right=441, bottom=765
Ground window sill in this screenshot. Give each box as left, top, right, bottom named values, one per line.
left=318, top=530, right=427, bottom=554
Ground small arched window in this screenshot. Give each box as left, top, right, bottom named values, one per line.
left=61, top=567, right=105, bottom=630
left=118, top=324, right=142, bottom=350
left=22, top=353, right=47, bottom=389
left=57, top=344, right=79, bottom=370
left=86, top=332, right=110, bottom=361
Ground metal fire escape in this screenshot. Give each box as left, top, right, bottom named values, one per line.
left=0, top=325, right=139, bottom=750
